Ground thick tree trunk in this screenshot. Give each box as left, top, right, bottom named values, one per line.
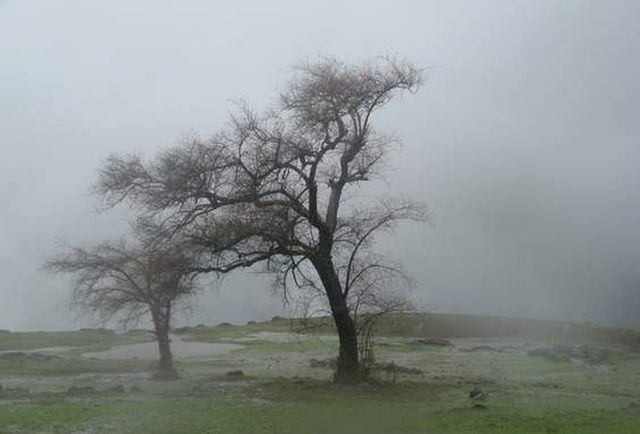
left=151, top=307, right=177, bottom=379
left=313, top=255, right=360, bottom=382
left=156, top=331, right=174, bottom=373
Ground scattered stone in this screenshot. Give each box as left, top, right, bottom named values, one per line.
left=129, top=385, right=143, bottom=393
left=413, top=338, right=453, bottom=347
left=469, top=387, right=488, bottom=401
left=375, top=362, right=423, bottom=375
left=226, top=370, right=245, bottom=377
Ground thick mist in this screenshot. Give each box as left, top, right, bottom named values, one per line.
left=1, top=0, right=638, bottom=330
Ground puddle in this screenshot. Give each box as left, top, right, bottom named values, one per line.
left=83, top=335, right=243, bottom=360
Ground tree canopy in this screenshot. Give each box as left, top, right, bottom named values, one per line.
left=96, top=56, right=426, bottom=381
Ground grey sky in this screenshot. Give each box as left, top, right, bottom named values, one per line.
left=1, top=0, right=639, bottom=330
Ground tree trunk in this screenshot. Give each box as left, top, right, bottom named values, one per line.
left=151, top=307, right=177, bottom=379
left=313, top=255, right=360, bottom=382
left=156, top=331, right=174, bottom=373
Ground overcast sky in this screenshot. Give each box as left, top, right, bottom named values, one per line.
left=1, top=0, right=639, bottom=330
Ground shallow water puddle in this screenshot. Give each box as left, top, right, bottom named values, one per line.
left=83, top=335, right=243, bottom=360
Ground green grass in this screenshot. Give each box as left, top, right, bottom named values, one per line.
left=0, top=329, right=149, bottom=352
left=2, top=381, right=640, bottom=434
left=1, top=314, right=640, bottom=433
left=0, top=355, right=149, bottom=378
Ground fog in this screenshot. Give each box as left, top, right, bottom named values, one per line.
left=1, top=0, right=638, bottom=330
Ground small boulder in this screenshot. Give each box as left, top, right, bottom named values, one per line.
left=469, top=387, right=488, bottom=401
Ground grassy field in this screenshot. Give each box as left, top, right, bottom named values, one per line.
left=1, top=314, right=640, bottom=433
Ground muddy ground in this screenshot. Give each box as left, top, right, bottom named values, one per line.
left=1, top=316, right=640, bottom=433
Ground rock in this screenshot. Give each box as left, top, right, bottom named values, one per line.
left=627, top=400, right=640, bottom=410
left=129, top=385, right=143, bottom=392
left=225, top=370, right=245, bottom=377
left=469, top=388, right=488, bottom=401
left=217, top=322, right=233, bottom=327
left=413, top=338, right=453, bottom=347
left=375, top=362, right=423, bottom=375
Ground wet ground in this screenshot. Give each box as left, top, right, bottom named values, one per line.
left=83, top=335, right=243, bottom=360
left=2, top=322, right=640, bottom=433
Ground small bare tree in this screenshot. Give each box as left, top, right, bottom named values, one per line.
left=45, top=238, right=199, bottom=378
left=95, top=56, right=426, bottom=381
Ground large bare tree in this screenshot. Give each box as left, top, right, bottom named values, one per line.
left=45, top=239, right=199, bottom=378
left=96, top=56, right=426, bottom=381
